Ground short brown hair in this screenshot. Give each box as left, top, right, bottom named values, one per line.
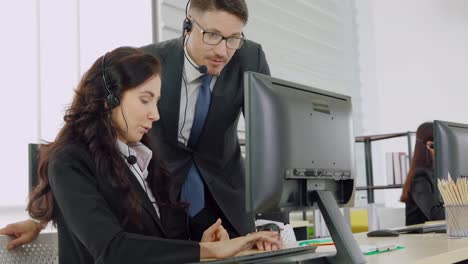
left=189, top=0, right=248, bottom=24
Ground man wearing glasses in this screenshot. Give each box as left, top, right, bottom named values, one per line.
left=142, top=0, right=270, bottom=242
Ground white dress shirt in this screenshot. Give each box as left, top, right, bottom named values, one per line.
left=177, top=47, right=217, bottom=145
left=116, top=139, right=160, bottom=217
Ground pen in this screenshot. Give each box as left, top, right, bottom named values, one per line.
left=298, top=239, right=334, bottom=246
left=307, top=242, right=335, bottom=246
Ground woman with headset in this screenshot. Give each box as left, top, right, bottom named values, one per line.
left=400, top=122, right=445, bottom=225
left=10, top=47, right=280, bottom=263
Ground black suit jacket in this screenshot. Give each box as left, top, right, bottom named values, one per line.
left=405, top=168, right=445, bottom=225
left=142, top=38, right=270, bottom=236
left=48, top=143, right=199, bottom=264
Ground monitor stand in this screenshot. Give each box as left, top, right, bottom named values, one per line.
left=309, top=190, right=365, bottom=264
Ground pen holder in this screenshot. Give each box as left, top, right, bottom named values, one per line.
left=445, top=204, right=468, bottom=238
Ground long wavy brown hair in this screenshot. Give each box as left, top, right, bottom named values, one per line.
left=27, top=47, right=179, bottom=226
left=400, top=122, right=434, bottom=202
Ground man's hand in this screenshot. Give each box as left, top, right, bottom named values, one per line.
left=0, top=220, right=43, bottom=250
left=201, top=218, right=229, bottom=242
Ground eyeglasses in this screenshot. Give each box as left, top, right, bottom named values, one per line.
left=190, top=17, right=245, bottom=50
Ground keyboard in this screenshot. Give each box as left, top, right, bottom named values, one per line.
left=394, top=222, right=446, bottom=234
left=198, top=245, right=317, bottom=264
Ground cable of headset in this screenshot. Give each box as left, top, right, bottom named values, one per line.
left=115, top=90, right=156, bottom=205
left=182, top=0, right=208, bottom=74
left=121, top=152, right=158, bottom=205
left=179, top=72, right=190, bottom=145
left=179, top=5, right=208, bottom=145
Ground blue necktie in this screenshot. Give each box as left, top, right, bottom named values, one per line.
left=180, top=74, right=213, bottom=217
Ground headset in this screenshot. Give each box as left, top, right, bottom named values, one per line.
left=101, top=53, right=120, bottom=110
left=101, top=53, right=137, bottom=165
left=182, top=0, right=208, bottom=74
left=182, top=0, right=193, bottom=39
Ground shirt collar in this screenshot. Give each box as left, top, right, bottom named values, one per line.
left=116, top=139, right=153, bottom=177
left=183, top=45, right=204, bottom=83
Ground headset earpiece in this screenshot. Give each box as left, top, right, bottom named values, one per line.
left=102, top=52, right=120, bottom=110
left=182, top=0, right=192, bottom=36
left=106, top=93, right=120, bottom=109
left=183, top=17, right=192, bottom=34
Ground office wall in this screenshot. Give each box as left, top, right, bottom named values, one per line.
left=0, top=1, right=152, bottom=207
left=0, top=1, right=39, bottom=207
left=355, top=0, right=468, bottom=206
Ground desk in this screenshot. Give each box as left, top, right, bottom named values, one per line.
left=316, top=232, right=468, bottom=264
left=225, top=232, right=468, bottom=263
left=3, top=206, right=466, bottom=264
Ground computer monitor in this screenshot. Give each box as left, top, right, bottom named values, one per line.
left=243, top=72, right=364, bottom=264
left=244, top=72, right=355, bottom=214
left=434, top=120, right=468, bottom=180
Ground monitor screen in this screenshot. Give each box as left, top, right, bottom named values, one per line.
left=434, top=120, right=468, bottom=180
left=244, top=72, right=355, bottom=213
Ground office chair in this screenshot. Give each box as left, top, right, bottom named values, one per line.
left=28, top=143, right=40, bottom=193
left=0, top=232, right=58, bottom=263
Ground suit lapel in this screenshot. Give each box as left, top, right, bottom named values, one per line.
left=125, top=167, right=167, bottom=237
left=160, top=39, right=184, bottom=145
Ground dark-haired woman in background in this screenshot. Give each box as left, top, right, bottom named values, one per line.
left=11, top=47, right=279, bottom=264
left=400, top=122, right=445, bottom=225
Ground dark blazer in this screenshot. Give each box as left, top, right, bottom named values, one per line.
left=48, top=143, right=200, bottom=264
left=405, top=168, right=445, bottom=226
left=142, top=38, right=270, bottom=236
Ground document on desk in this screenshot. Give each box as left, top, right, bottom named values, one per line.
left=360, top=244, right=400, bottom=255
left=314, top=241, right=403, bottom=255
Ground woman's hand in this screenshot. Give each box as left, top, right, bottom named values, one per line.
left=0, top=220, right=43, bottom=250
left=200, top=231, right=282, bottom=259
left=255, top=238, right=281, bottom=251
left=201, top=218, right=229, bottom=242
left=255, top=224, right=282, bottom=251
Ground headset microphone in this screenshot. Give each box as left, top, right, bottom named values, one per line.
left=183, top=49, right=207, bottom=74
left=198, top=65, right=208, bottom=74
left=126, top=154, right=137, bottom=165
